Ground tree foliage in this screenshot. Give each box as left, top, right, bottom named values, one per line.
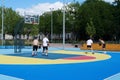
left=0, top=7, right=21, bottom=36
left=86, top=18, right=96, bottom=38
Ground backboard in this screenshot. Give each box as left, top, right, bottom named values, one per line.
left=24, top=15, right=39, bottom=24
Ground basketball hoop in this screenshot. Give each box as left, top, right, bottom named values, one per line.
left=24, top=15, right=39, bottom=24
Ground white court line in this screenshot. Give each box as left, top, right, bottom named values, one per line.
left=0, top=74, right=24, bottom=80
left=104, top=73, right=120, bottom=80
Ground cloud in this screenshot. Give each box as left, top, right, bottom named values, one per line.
left=104, top=0, right=114, bottom=3
left=16, top=0, right=114, bottom=16
left=16, top=1, right=63, bottom=16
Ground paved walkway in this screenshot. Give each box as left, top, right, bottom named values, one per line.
left=49, top=43, right=77, bottom=48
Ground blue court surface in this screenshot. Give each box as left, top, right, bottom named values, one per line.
left=5, top=52, right=80, bottom=60
left=0, top=46, right=120, bottom=80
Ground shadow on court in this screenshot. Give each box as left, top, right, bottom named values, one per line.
left=5, top=52, right=81, bottom=59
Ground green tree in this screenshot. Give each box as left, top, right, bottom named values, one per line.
left=112, top=0, right=120, bottom=41
left=78, top=0, right=114, bottom=40
left=0, top=7, right=21, bottom=39
left=66, top=1, right=81, bottom=41
left=86, top=18, right=96, bottom=38
left=39, top=12, right=51, bottom=34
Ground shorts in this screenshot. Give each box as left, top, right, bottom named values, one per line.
left=33, top=45, right=38, bottom=51
left=43, top=46, right=48, bottom=51
left=87, top=45, right=92, bottom=48
left=102, top=44, right=106, bottom=48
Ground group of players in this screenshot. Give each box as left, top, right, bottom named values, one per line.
left=86, top=37, right=106, bottom=54
left=32, top=34, right=106, bottom=56
left=32, top=34, right=49, bottom=57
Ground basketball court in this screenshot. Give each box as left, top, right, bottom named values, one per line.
left=0, top=46, right=120, bottom=80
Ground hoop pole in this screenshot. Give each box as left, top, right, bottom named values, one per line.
left=1, top=0, right=4, bottom=46
left=63, top=0, right=65, bottom=50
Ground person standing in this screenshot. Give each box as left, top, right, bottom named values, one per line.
left=32, top=37, right=39, bottom=56
left=86, top=38, right=94, bottom=54
left=42, top=34, right=49, bottom=56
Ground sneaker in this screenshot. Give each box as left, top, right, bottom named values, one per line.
left=45, top=54, right=48, bottom=56
left=41, top=53, right=45, bottom=56
left=35, top=53, right=37, bottom=56
left=104, top=51, right=106, bottom=54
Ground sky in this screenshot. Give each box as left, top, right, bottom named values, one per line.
left=0, top=0, right=114, bottom=16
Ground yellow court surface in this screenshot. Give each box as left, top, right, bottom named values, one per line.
left=0, top=50, right=111, bottom=65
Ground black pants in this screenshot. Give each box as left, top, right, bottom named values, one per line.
left=33, top=45, right=38, bottom=51
left=43, top=46, right=48, bottom=52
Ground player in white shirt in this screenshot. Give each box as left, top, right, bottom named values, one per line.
left=86, top=38, right=94, bottom=54
left=42, top=34, right=49, bottom=56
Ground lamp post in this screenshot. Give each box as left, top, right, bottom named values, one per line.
left=63, top=0, right=66, bottom=50
left=1, top=0, right=4, bottom=46
left=50, top=8, right=54, bottom=42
